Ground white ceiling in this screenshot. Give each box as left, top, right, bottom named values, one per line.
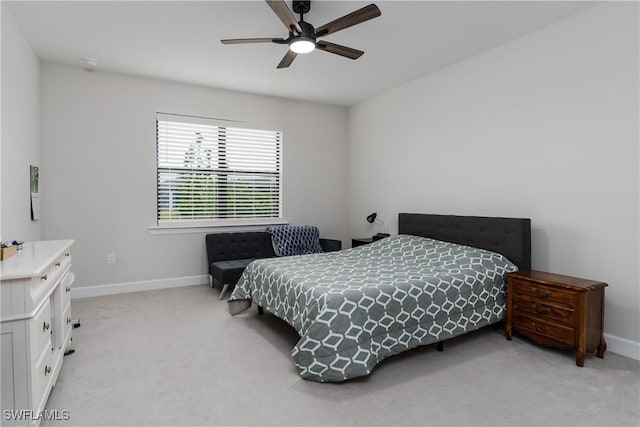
left=6, top=1, right=596, bottom=106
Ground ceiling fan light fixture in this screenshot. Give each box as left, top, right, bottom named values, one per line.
left=289, top=37, right=316, bottom=54
left=221, top=1, right=381, bottom=68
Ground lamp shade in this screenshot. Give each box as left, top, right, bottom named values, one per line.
left=366, top=213, right=377, bottom=224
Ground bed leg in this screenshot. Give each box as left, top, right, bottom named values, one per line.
left=437, top=342, right=444, bottom=352
left=258, top=305, right=264, bottom=316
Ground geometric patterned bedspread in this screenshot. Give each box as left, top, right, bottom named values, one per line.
left=229, top=235, right=518, bottom=382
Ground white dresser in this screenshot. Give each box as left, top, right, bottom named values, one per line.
left=1, top=240, right=74, bottom=425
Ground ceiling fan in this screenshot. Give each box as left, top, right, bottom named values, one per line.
left=221, top=0, right=381, bottom=69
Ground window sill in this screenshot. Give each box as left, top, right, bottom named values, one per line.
left=148, top=219, right=289, bottom=235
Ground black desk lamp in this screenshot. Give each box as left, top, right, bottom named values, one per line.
left=366, top=213, right=389, bottom=240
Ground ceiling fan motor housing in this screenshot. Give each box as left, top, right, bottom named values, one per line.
left=297, top=20, right=316, bottom=39
left=289, top=20, right=316, bottom=53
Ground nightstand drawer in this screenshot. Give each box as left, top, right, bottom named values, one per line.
left=513, top=315, right=574, bottom=346
left=513, top=280, right=575, bottom=307
left=513, top=295, right=574, bottom=326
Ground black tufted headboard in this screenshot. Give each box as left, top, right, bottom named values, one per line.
left=398, top=213, right=531, bottom=270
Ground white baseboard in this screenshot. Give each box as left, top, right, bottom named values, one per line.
left=71, top=275, right=208, bottom=299
left=604, top=333, right=640, bottom=361
left=69, top=278, right=640, bottom=361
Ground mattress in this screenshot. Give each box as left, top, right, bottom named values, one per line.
left=229, top=234, right=518, bottom=382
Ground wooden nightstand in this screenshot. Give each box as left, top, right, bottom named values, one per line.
left=505, top=270, right=607, bottom=367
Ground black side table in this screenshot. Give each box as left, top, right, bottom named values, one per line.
left=352, top=234, right=390, bottom=248
left=351, top=237, right=373, bottom=248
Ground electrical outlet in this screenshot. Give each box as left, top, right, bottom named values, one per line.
left=107, top=253, right=116, bottom=264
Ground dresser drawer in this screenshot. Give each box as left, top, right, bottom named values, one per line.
left=29, top=265, right=53, bottom=294
left=29, top=300, right=53, bottom=362
left=51, top=250, right=71, bottom=280
left=513, top=314, right=574, bottom=346
left=61, top=303, right=73, bottom=350
left=512, top=279, right=575, bottom=307
left=58, top=248, right=72, bottom=266
left=513, top=294, right=575, bottom=326
left=32, top=342, right=54, bottom=413
left=59, top=271, right=73, bottom=312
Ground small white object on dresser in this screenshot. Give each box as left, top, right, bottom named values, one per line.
left=1, top=240, right=74, bottom=426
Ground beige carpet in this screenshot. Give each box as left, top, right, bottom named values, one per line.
left=43, top=285, right=639, bottom=426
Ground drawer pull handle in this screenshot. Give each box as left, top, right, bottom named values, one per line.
left=530, top=303, right=552, bottom=314
left=43, top=322, right=50, bottom=332
left=66, top=286, right=71, bottom=293
left=55, top=262, right=61, bottom=267
left=41, top=274, right=48, bottom=281
left=534, top=290, right=550, bottom=298
left=532, top=323, right=550, bottom=333
left=44, top=365, right=51, bottom=376
left=67, top=317, right=72, bottom=324
left=65, top=252, right=70, bottom=257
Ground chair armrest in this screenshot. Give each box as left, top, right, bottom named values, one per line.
left=320, top=238, right=342, bottom=252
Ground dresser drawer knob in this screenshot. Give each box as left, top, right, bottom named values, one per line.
left=66, top=286, right=71, bottom=293
left=65, top=252, right=70, bottom=257
left=55, top=262, right=61, bottom=267
left=41, top=274, right=48, bottom=281
left=43, top=321, right=50, bottom=332
left=67, top=317, right=72, bottom=325
left=44, top=365, right=51, bottom=376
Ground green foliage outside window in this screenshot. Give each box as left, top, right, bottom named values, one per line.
left=159, top=131, right=279, bottom=220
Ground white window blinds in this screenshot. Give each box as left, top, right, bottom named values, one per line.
left=157, top=113, right=282, bottom=226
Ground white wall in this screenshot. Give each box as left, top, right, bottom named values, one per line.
left=41, top=64, right=347, bottom=289
left=348, top=3, right=639, bottom=345
left=1, top=5, right=42, bottom=242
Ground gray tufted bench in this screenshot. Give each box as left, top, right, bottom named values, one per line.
left=205, top=231, right=341, bottom=299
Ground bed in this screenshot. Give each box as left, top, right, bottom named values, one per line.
left=228, top=213, right=531, bottom=382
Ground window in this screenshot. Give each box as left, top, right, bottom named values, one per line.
left=156, top=113, right=282, bottom=227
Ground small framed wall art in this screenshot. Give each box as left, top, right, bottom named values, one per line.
left=30, top=165, right=40, bottom=221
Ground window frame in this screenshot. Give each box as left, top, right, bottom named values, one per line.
left=154, top=113, right=284, bottom=230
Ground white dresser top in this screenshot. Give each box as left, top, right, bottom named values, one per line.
left=0, top=240, right=74, bottom=280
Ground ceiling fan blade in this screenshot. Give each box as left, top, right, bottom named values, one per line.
left=277, top=50, right=298, bottom=69
left=221, top=38, right=286, bottom=45
left=266, top=0, right=302, bottom=34
left=316, top=41, right=364, bottom=60
left=314, top=4, right=381, bottom=38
